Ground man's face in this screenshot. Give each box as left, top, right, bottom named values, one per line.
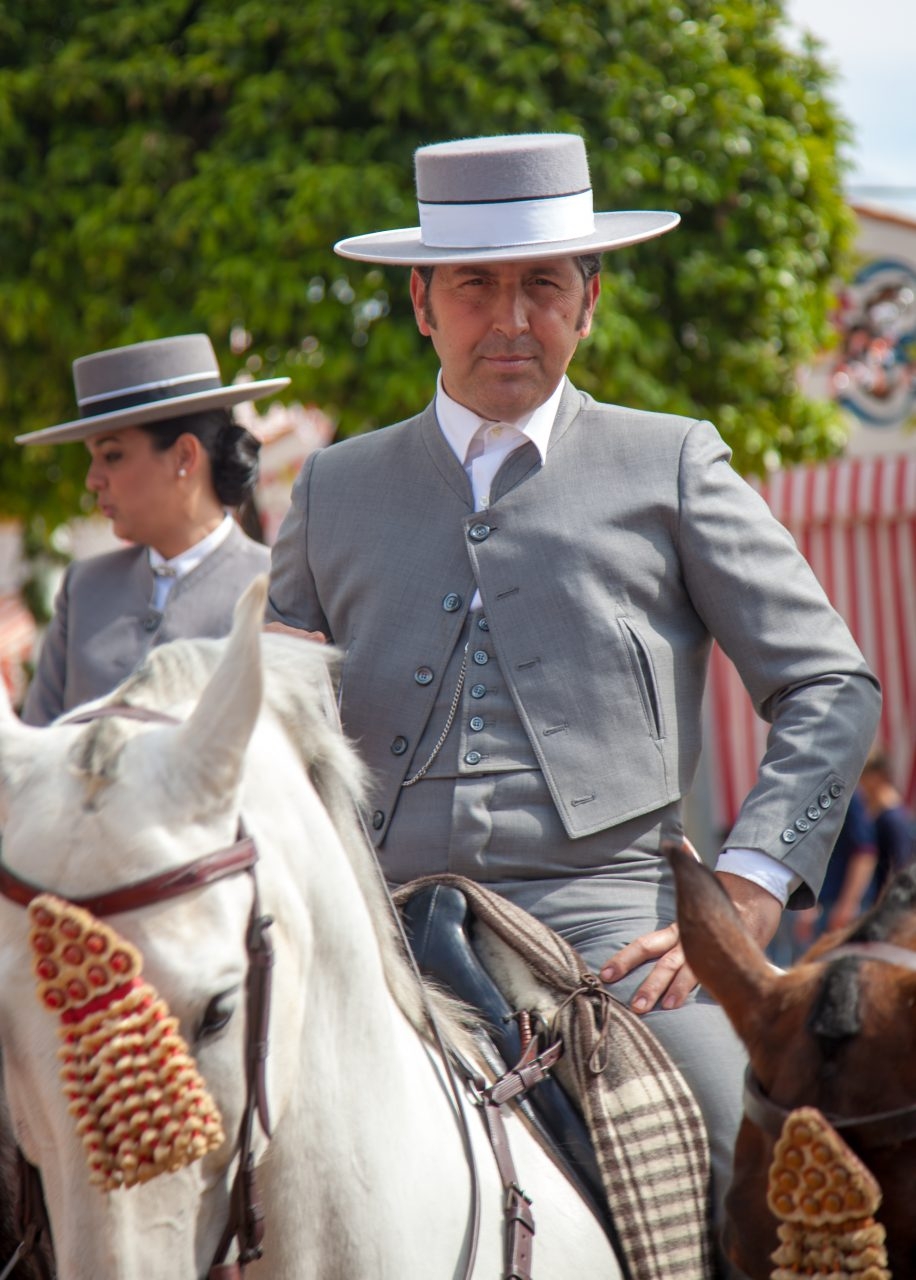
left=409, top=257, right=600, bottom=423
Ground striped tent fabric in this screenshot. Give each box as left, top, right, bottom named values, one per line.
left=708, top=452, right=916, bottom=832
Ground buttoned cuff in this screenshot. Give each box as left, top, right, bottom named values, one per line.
left=715, top=848, right=802, bottom=907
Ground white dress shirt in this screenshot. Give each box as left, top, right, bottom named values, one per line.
left=148, top=514, right=234, bottom=610
left=434, top=374, right=800, bottom=905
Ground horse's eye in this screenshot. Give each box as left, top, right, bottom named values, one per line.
left=196, top=989, right=239, bottom=1043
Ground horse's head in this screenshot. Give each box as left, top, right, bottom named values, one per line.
left=672, top=850, right=916, bottom=1280
left=0, top=578, right=350, bottom=1279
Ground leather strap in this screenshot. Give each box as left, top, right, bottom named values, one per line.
left=479, top=1098, right=536, bottom=1280
left=485, top=1040, right=564, bottom=1107
left=744, top=1066, right=916, bottom=1147
left=818, top=941, right=916, bottom=973
left=208, top=905, right=273, bottom=1277
left=0, top=837, right=257, bottom=916
left=469, top=1034, right=567, bottom=1280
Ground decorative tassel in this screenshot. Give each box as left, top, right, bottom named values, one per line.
left=29, top=893, right=224, bottom=1191
left=767, top=1106, right=890, bottom=1280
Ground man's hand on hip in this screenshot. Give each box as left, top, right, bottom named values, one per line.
left=598, top=871, right=782, bottom=1014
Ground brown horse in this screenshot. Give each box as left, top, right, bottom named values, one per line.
left=671, top=851, right=916, bottom=1280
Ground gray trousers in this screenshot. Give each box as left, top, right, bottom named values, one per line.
left=382, top=771, right=748, bottom=1277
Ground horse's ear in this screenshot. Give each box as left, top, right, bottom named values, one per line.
left=670, top=849, right=779, bottom=1045
left=172, top=575, right=267, bottom=800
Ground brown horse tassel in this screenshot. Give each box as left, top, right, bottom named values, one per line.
left=766, top=1107, right=890, bottom=1280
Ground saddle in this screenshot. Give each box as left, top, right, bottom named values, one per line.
left=399, top=881, right=616, bottom=1242
left=395, top=874, right=716, bottom=1280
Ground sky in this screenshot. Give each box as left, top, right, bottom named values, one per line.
left=785, top=0, right=916, bottom=216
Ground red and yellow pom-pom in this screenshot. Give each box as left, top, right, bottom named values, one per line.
left=29, top=894, right=225, bottom=1191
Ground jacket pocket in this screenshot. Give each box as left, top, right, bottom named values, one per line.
left=617, top=617, right=665, bottom=741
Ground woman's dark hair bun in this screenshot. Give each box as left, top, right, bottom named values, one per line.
left=141, top=409, right=261, bottom=506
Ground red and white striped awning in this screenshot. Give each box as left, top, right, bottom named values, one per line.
left=708, top=452, right=916, bottom=829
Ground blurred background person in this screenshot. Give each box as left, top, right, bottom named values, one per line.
left=859, top=748, right=916, bottom=893
left=16, top=334, right=288, bottom=724
left=790, top=786, right=877, bottom=957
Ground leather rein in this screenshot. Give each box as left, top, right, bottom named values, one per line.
left=745, top=940, right=916, bottom=1148
left=0, top=704, right=274, bottom=1280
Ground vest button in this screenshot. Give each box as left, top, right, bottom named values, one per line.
left=470, top=684, right=487, bottom=699
left=414, top=667, right=434, bottom=685
left=372, top=810, right=385, bottom=830
left=391, top=736, right=408, bottom=756
left=442, top=593, right=462, bottom=612
left=143, top=614, right=161, bottom=632
left=477, top=617, right=489, bottom=631
left=469, top=716, right=484, bottom=732
left=464, top=751, right=482, bottom=766
left=473, top=650, right=489, bottom=666
left=469, top=523, right=491, bottom=542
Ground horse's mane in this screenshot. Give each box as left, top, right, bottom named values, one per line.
left=66, top=633, right=472, bottom=1051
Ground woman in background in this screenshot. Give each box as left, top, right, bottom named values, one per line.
left=16, top=333, right=288, bottom=724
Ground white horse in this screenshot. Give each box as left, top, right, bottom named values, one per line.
left=0, top=578, right=620, bottom=1280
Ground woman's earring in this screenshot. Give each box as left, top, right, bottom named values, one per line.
left=178, top=468, right=187, bottom=477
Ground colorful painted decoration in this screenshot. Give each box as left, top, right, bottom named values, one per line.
left=831, top=258, right=916, bottom=428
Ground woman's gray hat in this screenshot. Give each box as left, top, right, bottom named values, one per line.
left=16, top=334, right=290, bottom=446
left=334, top=133, right=680, bottom=265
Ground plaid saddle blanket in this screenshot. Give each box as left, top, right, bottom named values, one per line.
left=395, top=874, right=715, bottom=1280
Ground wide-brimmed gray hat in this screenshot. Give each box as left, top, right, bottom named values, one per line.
left=16, top=334, right=290, bottom=446
left=334, top=133, right=680, bottom=265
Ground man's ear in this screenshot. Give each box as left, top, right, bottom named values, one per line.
left=579, top=273, right=601, bottom=338
left=410, top=268, right=433, bottom=336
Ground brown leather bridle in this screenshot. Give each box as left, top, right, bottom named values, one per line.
left=0, top=704, right=274, bottom=1280
left=744, top=940, right=916, bottom=1148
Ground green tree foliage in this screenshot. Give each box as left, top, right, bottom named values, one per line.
left=0, top=0, right=854, bottom=522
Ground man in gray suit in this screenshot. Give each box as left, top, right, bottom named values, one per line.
left=268, top=133, right=881, bottom=1262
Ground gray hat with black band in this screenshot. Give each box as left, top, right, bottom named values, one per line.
left=334, top=132, right=680, bottom=265
left=16, top=334, right=290, bottom=447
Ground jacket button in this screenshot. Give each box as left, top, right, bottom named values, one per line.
left=806, top=806, right=821, bottom=822
left=442, top=593, right=462, bottom=612
left=477, top=617, right=490, bottom=631
left=471, top=684, right=487, bottom=698
left=391, top=736, right=408, bottom=755
left=473, top=650, right=489, bottom=666
left=469, top=523, right=491, bottom=542
left=795, top=817, right=810, bottom=833
left=465, top=751, right=482, bottom=766
left=469, top=716, right=484, bottom=732
left=829, top=781, right=843, bottom=798
left=372, top=810, right=385, bottom=830
left=414, top=667, right=434, bottom=685
left=818, top=792, right=832, bottom=809
left=781, top=829, right=798, bottom=844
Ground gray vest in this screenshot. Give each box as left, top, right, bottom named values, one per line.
left=405, top=609, right=539, bottom=781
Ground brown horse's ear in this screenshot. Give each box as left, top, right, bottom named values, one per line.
left=670, top=849, right=778, bottom=1044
